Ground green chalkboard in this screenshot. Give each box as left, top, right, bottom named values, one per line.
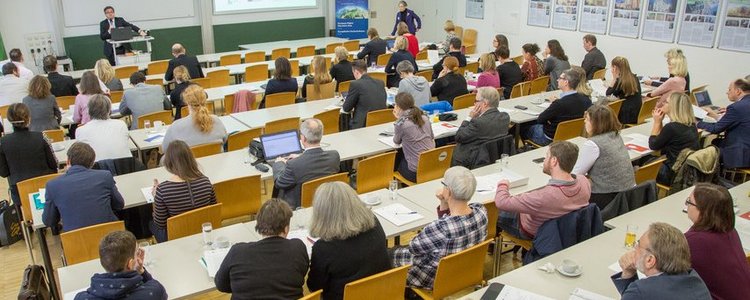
left=213, top=17, right=326, bottom=52
left=0, top=33, right=6, bottom=61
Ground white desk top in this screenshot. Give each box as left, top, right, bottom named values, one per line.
left=229, top=98, right=339, bottom=128
left=52, top=138, right=138, bottom=163
left=238, top=37, right=353, bottom=53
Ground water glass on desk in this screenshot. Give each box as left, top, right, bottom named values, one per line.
left=144, top=120, right=152, bottom=133
left=499, top=153, right=509, bottom=171
left=202, top=222, right=213, bottom=248
left=389, top=180, right=399, bottom=201
left=138, top=241, right=152, bottom=267
left=624, top=224, right=637, bottom=248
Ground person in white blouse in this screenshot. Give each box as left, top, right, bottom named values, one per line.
left=75, top=94, right=133, bottom=161
left=8, top=49, right=34, bottom=80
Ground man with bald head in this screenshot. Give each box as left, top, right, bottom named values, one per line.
left=164, top=43, right=203, bottom=82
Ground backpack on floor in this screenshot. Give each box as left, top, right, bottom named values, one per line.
left=0, top=200, right=23, bottom=246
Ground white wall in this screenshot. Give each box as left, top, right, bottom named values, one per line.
left=0, top=0, right=57, bottom=70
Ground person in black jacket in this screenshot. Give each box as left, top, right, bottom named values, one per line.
left=496, top=46, right=523, bottom=100
left=99, top=6, right=144, bottom=66
left=385, top=36, right=417, bottom=88
left=430, top=56, right=468, bottom=105
left=169, top=66, right=194, bottom=120
left=648, top=93, right=699, bottom=185
left=432, top=37, right=467, bottom=80
left=164, top=44, right=204, bottom=82
left=0, top=103, right=57, bottom=208
left=330, top=46, right=355, bottom=91
left=343, top=60, right=387, bottom=129
left=452, top=87, right=510, bottom=168
left=260, top=57, right=298, bottom=109
left=581, top=34, right=606, bottom=80
left=607, top=56, right=642, bottom=125
left=42, top=55, right=77, bottom=97
left=357, top=28, right=387, bottom=67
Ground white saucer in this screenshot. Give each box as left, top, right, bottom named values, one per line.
left=556, top=265, right=582, bottom=277
left=363, top=198, right=382, bottom=206
left=52, top=144, right=66, bottom=152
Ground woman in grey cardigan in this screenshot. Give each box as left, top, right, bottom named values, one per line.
left=22, top=75, right=61, bottom=132
left=162, top=85, right=226, bottom=151
left=543, top=39, right=571, bottom=91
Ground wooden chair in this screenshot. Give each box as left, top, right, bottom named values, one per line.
left=411, top=240, right=491, bottom=300
left=219, top=54, right=241, bottom=66
left=510, top=81, right=531, bottom=98
left=190, top=142, right=223, bottom=158
left=271, top=48, right=291, bottom=60
left=166, top=203, right=223, bottom=241
left=18, top=173, right=61, bottom=229
left=463, top=45, right=477, bottom=55
left=415, top=70, right=433, bottom=82
left=0, top=105, right=9, bottom=119
left=528, top=76, right=550, bottom=95
left=454, top=26, right=464, bottom=41
left=244, top=64, right=269, bottom=83
left=206, top=69, right=231, bottom=88
left=145, top=78, right=164, bottom=92
left=42, top=129, right=65, bottom=142
left=138, top=110, right=173, bottom=129
left=607, top=99, right=625, bottom=117
left=325, top=57, right=332, bottom=70
left=290, top=60, right=301, bottom=77
left=223, top=94, right=236, bottom=115
left=265, top=92, right=296, bottom=108
left=416, top=50, right=428, bottom=60
left=394, top=144, right=456, bottom=186
left=369, top=72, right=387, bottom=85
left=109, top=90, right=123, bottom=103
left=146, top=60, right=169, bottom=75
left=343, top=40, right=360, bottom=51
left=456, top=67, right=466, bottom=76
left=376, top=53, right=392, bottom=66
left=296, top=45, right=316, bottom=58
left=338, top=80, right=352, bottom=93
left=226, top=128, right=262, bottom=151
left=114, top=65, right=138, bottom=79
left=499, top=230, right=532, bottom=263
left=483, top=202, right=501, bottom=276
left=356, top=152, right=397, bottom=194
left=244, top=51, right=266, bottom=63
left=343, top=265, right=410, bottom=300
left=628, top=96, right=658, bottom=126
left=452, top=93, right=475, bottom=110
left=592, top=69, right=606, bottom=80
left=365, top=109, right=396, bottom=127
left=511, top=55, right=524, bottom=65
left=180, top=101, right=215, bottom=117
left=299, top=290, right=322, bottom=300
left=213, top=175, right=261, bottom=221
left=689, top=84, right=709, bottom=106
left=56, top=96, right=76, bottom=108
left=191, top=77, right=211, bottom=89
left=314, top=109, right=340, bottom=135
left=635, top=158, right=666, bottom=185
left=462, top=28, right=478, bottom=48
left=325, top=43, right=341, bottom=54
left=306, top=82, right=335, bottom=100
left=464, top=62, right=479, bottom=73
left=300, top=173, right=349, bottom=208
left=264, top=117, right=300, bottom=135
left=60, top=221, right=124, bottom=265
left=525, top=118, right=585, bottom=148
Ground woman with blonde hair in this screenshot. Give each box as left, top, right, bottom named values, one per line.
left=396, top=21, right=420, bottom=58
left=329, top=46, right=355, bottom=91
left=468, top=53, right=500, bottom=89
left=306, top=182, right=390, bottom=300
left=646, top=55, right=688, bottom=108
left=648, top=48, right=691, bottom=91
left=169, top=65, right=192, bottom=120
left=441, top=20, right=457, bottom=53
left=572, top=66, right=592, bottom=97
left=430, top=56, right=468, bottom=105
left=385, top=36, right=418, bottom=88
left=648, top=92, right=699, bottom=185
left=607, top=56, right=642, bottom=125
left=94, top=58, right=123, bottom=92
left=162, top=84, right=226, bottom=150
left=22, top=75, right=61, bottom=131
left=302, top=55, right=333, bottom=99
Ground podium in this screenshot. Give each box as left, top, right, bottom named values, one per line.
left=107, top=36, right=155, bottom=66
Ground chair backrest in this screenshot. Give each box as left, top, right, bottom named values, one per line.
left=266, top=92, right=297, bottom=108
left=463, top=45, right=477, bottom=55
left=510, top=81, right=531, bottom=98
left=42, top=129, right=64, bottom=142
left=244, top=51, right=266, bottom=63
left=483, top=202, right=498, bottom=240
left=376, top=53, right=392, bottom=66
left=296, top=45, right=316, bottom=58
left=245, top=64, right=269, bottom=83
left=206, top=69, right=231, bottom=88
left=167, top=203, right=223, bottom=240
left=431, top=240, right=491, bottom=299
left=191, top=77, right=211, bottom=89
left=511, top=55, right=524, bottom=66
left=368, top=72, right=387, bottom=85
left=325, top=57, right=332, bottom=70
left=465, top=61, right=479, bottom=73
left=138, top=110, right=173, bottom=129
left=213, top=175, right=262, bottom=221
left=343, top=265, right=410, bottom=300
left=145, top=79, right=164, bottom=92
left=17, top=173, right=61, bottom=223
left=290, top=60, right=301, bottom=77
left=264, top=117, right=300, bottom=135
left=56, top=96, right=76, bottom=108
left=220, top=54, right=242, bottom=66
left=223, top=94, right=235, bottom=115
left=416, top=50, right=427, bottom=60
left=462, top=29, right=478, bottom=46
left=601, top=181, right=658, bottom=221
left=452, top=93, right=475, bottom=110
left=180, top=101, right=215, bottom=117
left=689, top=84, right=709, bottom=106
left=356, top=151, right=397, bottom=194
left=607, top=99, right=624, bottom=117
left=637, top=97, right=659, bottom=124
left=454, top=26, right=464, bottom=40
left=109, top=90, right=123, bottom=103
left=526, top=203, right=603, bottom=263
left=301, top=172, right=349, bottom=208
left=60, top=221, right=125, bottom=265
left=338, top=80, right=352, bottom=93
left=306, top=82, right=336, bottom=101
left=343, top=40, right=360, bottom=51
left=472, top=134, right=515, bottom=169
left=313, top=109, right=340, bottom=135
left=271, top=48, right=291, bottom=60
left=114, top=66, right=138, bottom=79
left=190, top=142, right=223, bottom=158
left=416, top=144, right=456, bottom=184
left=635, top=158, right=666, bottom=184
left=226, top=128, right=262, bottom=151
left=299, top=290, right=322, bottom=300
left=529, top=76, right=550, bottom=95
left=415, top=70, right=433, bottom=82
left=366, top=109, right=396, bottom=127
left=325, top=43, right=342, bottom=54
left=147, top=60, right=169, bottom=75
left=592, top=69, right=606, bottom=80
left=496, top=87, right=505, bottom=100
left=552, top=118, right=584, bottom=141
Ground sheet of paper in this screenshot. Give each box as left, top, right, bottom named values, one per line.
left=432, top=122, right=459, bottom=138
left=569, top=288, right=615, bottom=300
left=141, top=187, right=154, bottom=203
left=494, top=284, right=555, bottom=300
left=608, top=262, right=647, bottom=279
left=427, top=50, right=440, bottom=65
left=734, top=216, right=750, bottom=251
left=536, top=102, right=551, bottom=109
left=200, top=247, right=230, bottom=278
left=63, top=287, right=87, bottom=300
left=692, top=105, right=708, bottom=119
left=497, top=107, right=516, bottom=114
left=378, top=136, right=401, bottom=149
left=373, top=203, right=424, bottom=226
left=144, top=133, right=164, bottom=143
left=520, top=110, right=541, bottom=116
left=287, top=229, right=318, bottom=256
left=623, top=133, right=650, bottom=152
left=588, top=79, right=608, bottom=97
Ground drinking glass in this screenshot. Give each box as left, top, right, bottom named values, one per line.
left=138, top=241, right=152, bottom=267
left=500, top=154, right=510, bottom=170
left=202, top=222, right=213, bottom=247
left=624, top=224, right=638, bottom=248
left=431, top=110, right=440, bottom=123
left=143, top=120, right=152, bottom=133
left=389, top=180, right=399, bottom=201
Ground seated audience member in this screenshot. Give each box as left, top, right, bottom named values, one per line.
left=385, top=36, right=418, bottom=88
left=648, top=93, right=699, bottom=185
left=273, top=119, right=340, bottom=208
left=343, top=60, right=387, bottom=129
left=572, top=105, right=635, bottom=209
left=396, top=61, right=430, bottom=106
left=307, top=182, right=391, bottom=300
left=612, top=222, right=710, bottom=299
left=43, top=55, right=78, bottom=97
left=150, top=140, right=217, bottom=242
left=495, top=141, right=590, bottom=239
left=329, top=46, right=355, bottom=91
left=572, top=66, right=592, bottom=97
left=392, top=166, right=487, bottom=289
left=94, top=59, right=122, bottom=92
left=698, top=78, right=750, bottom=169
left=164, top=43, right=203, bottom=81
left=685, top=183, right=750, bottom=300
left=357, top=28, right=387, bottom=67
left=120, top=71, right=168, bottom=130
left=76, top=95, right=132, bottom=161
left=0, top=62, right=30, bottom=107
left=468, top=53, right=500, bottom=89
left=431, top=37, right=466, bottom=80
left=543, top=40, right=571, bottom=91
left=393, top=93, right=435, bottom=182
left=452, top=87, right=510, bottom=168
left=169, top=65, right=193, bottom=120
left=162, top=85, right=226, bottom=149
left=581, top=34, right=606, bottom=80
left=440, top=20, right=458, bottom=54
left=430, top=56, right=468, bottom=105
left=525, top=69, right=592, bottom=146
left=606, top=57, right=642, bottom=125
left=496, top=46, right=523, bottom=99
left=491, top=34, right=509, bottom=60
left=73, top=71, right=105, bottom=126
left=302, top=56, right=333, bottom=99
left=8, top=48, right=33, bottom=79
left=396, top=22, right=420, bottom=58
left=74, top=231, right=167, bottom=300
left=214, top=199, right=309, bottom=299
left=42, top=142, right=124, bottom=232
left=645, top=55, right=687, bottom=108
left=520, top=43, right=544, bottom=82
left=260, top=57, right=298, bottom=108
left=647, top=48, right=691, bottom=91
left=23, top=75, right=61, bottom=132
left=0, top=103, right=57, bottom=207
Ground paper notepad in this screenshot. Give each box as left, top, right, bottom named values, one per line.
left=432, top=122, right=459, bottom=137
left=520, top=110, right=541, bottom=116
left=373, top=203, right=424, bottom=226
left=569, top=288, right=614, bottom=300
left=200, top=248, right=230, bottom=278
left=378, top=136, right=401, bottom=149
left=734, top=215, right=750, bottom=251
left=497, top=107, right=516, bottom=114
left=494, top=285, right=555, bottom=300
left=608, top=262, right=647, bottom=279
left=287, top=229, right=318, bottom=256
left=141, top=187, right=154, bottom=203
left=588, top=79, right=608, bottom=97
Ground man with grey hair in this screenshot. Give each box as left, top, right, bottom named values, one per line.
left=452, top=87, right=510, bottom=168
left=164, top=43, right=203, bottom=82
left=392, top=166, right=487, bottom=289
left=273, top=118, right=340, bottom=208
left=397, top=60, right=430, bottom=106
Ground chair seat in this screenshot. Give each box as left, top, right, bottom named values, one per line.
left=393, top=171, right=416, bottom=187
left=500, top=231, right=532, bottom=250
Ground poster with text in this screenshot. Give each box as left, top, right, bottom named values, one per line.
left=719, top=0, right=750, bottom=52
left=466, top=0, right=485, bottom=19
left=529, top=0, right=553, bottom=27
left=335, top=0, right=369, bottom=39
left=678, top=0, right=720, bottom=47
left=553, top=0, right=580, bottom=30
left=581, top=0, right=611, bottom=34
left=642, top=0, right=680, bottom=42
left=610, top=0, right=644, bottom=38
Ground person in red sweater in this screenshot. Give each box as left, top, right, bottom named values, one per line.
left=396, top=22, right=420, bottom=58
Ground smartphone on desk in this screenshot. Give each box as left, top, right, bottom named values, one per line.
left=480, top=283, right=505, bottom=300
left=514, top=105, right=528, bottom=110
left=532, top=157, right=545, bottom=164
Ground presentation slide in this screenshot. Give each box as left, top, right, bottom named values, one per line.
left=214, top=0, right=317, bottom=13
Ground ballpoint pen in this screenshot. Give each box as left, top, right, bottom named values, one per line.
left=396, top=211, right=418, bottom=215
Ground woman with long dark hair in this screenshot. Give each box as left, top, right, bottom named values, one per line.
left=392, top=92, right=434, bottom=182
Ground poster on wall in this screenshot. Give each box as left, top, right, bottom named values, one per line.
left=335, top=0, right=369, bottom=39
left=678, top=0, right=721, bottom=47
left=580, top=0, right=611, bottom=34
left=553, top=0, right=580, bottom=30
left=718, top=0, right=750, bottom=52
left=641, top=0, right=680, bottom=42
left=528, top=0, right=553, bottom=27
left=466, top=0, right=485, bottom=19
left=609, top=0, right=644, bottom=38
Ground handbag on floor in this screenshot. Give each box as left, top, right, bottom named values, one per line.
left=0, top=199, right=23, bottom=246
left=18, top=265, right=51, bottom=300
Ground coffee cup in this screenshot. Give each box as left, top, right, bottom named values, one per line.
left=561, top=259, right=579, bottom=273
left=214, top=236, right=230, bottom=249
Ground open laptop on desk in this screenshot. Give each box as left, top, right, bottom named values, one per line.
left=261, top=130, right=304, bottom=162
left=694, top=90, right=721, bottom=111
left=111, top=28, right=135, bottom=41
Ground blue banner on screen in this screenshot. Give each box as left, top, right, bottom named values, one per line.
left=335, top=0, right=369, bottom=39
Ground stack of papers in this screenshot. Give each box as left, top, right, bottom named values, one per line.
left=735, top=214, right=750, bottom=251
left=475, top=170, right=530, bottom=194
left=373, top=203, right=424, bottom=226
left=569, top=288, right=614, bottom=300
left=199, top=248, right=230, bottom=278
left=287, top=229, right=318, bottom=256
left=432, top=122, right=459, bottom=138
left=141, top=187, right=155, bottom=203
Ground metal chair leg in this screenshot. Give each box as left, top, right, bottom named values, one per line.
left=22, top=222, right=35, bottom=265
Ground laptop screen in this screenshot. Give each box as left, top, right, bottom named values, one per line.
left=260, top=130, right=303, bottom=160
left=694, top=90, right=712, bottom=107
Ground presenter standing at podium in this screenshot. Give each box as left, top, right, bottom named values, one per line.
left=99, top=6, right=145, bottom=66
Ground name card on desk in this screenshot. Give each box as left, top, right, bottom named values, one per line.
left=374, top=203, right=424, bottom=226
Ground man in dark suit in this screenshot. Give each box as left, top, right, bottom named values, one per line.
left=698, top=78, right=750, bottom=169
left=273, top=119, right=340, bottom=208
left=43, top=55, right=77, bottom=97
left=343, top=59, right=387, bottom=129
left=432, top=37, right=467, bottom=80
left=581, top=34, right=606, bottom=80
left=612, top=222, right=710, bottom=300
left=42, top=142, right=124, bottom=232
left=452, top=87, right=510, bottom=168
left=356, top=28, right=387, bottom=67
left=99, top=6, right=144, bottom=66
left=164, top=43, right=204, bottom=82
